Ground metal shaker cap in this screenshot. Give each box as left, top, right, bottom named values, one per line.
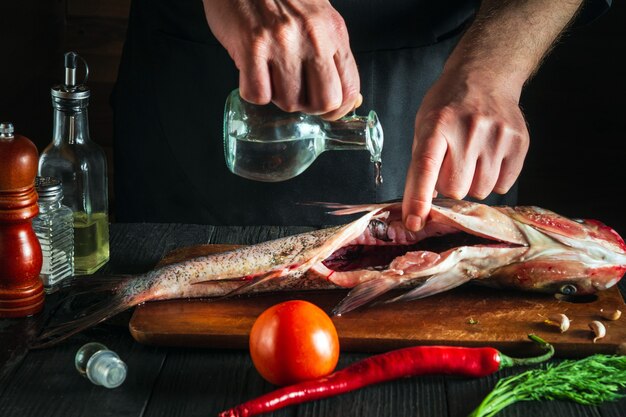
left=35, top=177, right=64, bottom=203
left=51, top=51, right=91, bottom=101
left=0, top=122, right=14, bottom=138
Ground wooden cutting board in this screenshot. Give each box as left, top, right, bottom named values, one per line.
left=129, top=244, right=626, bottom=357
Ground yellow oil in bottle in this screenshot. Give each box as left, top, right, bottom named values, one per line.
left=73, top=212, right=110, bottom=275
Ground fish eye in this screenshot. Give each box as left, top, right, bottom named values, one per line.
left=560, top=284, right=578, bottom=295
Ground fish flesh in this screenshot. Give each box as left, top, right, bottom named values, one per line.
left=33, top=199, right=626, bottom=348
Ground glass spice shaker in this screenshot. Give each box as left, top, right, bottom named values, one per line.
left=32, top=176, right=74, bottom=292
left=75, top=342, right=127, bottom=389
left=38, top=51, right=110, bottom=275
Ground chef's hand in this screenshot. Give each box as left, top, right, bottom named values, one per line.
left=202, top=0, right=361, bottom=120
left=400, top=0, right=581, bottom=232
left=402, top=70, right=530, bottom=231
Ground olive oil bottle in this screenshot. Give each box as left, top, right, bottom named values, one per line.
left=39, top=52, right=110, bottom=275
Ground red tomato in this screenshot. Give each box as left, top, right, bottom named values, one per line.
left=249, top=300, right=340, bottom=386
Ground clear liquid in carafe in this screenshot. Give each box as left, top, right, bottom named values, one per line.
left=230, top=135, right=323, bottom=182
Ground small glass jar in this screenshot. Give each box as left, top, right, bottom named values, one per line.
left=75, top=342, right=127, bottom=388
left=32, top=176, right=74, bottom=291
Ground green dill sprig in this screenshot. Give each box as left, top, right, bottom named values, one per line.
left=468, top=355, right=626, bottom=417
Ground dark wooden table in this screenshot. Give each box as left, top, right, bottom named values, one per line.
left=1, top=223, right=625, bottom=417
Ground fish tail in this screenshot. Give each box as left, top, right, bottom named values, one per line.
left=30, top=275, right=145, bottom=349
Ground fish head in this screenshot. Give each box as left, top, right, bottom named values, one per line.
left=374, top=200, right=626, bottom=295
left=488, top=206, right=626, bottom=295
left=323, top=199, right=625, bottom=316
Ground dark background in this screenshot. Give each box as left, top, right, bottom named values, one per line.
left=1, top=0, right=624, bottom=233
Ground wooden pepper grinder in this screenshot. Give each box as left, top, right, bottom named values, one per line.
left=0, top=122, right=44, bottom=317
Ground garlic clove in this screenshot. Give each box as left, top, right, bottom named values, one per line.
left=544, top=313, right=570, bottom=333
left=600, top=308, right=621, bottom=321
left=589, top=320, right=606, bottom=343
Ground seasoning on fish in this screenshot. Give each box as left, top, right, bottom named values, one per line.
left=32, top=199, right=626, bottom=348
left=218, top=335, right=554, bottom=417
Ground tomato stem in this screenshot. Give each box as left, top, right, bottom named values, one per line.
left=498, top=334, right=554, bottom=369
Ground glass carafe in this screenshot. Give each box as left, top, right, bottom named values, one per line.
left=223, top=89, right=384, bottom=183
left=38, top=52, right=109, bottom=275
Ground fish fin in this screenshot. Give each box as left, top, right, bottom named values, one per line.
left=30, top=276, right=139, bottom=349
left=384, top=269, right=472, bottom=304
left=332, top=277, right=403, bottom=316
left=53, top=275, right=133, bottom=298
left=300, top=201, right=394, bottom=216
left=220, top=269, right=286, bottom=298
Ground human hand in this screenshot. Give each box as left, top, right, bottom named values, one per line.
left=402, top=71, right=530, bottom=231
left=202, top=0, right=361, bottom=120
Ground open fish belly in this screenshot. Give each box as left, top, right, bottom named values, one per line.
left=164, top=199, right=626, bottom=315
left=32, top=198, right=626, bottom=348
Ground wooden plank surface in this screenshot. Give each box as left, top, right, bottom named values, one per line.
left=130, top=243, right=626, bottom=357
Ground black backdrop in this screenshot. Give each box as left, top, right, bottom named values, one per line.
left=1, top=1, right=624, bottom=233
left=519, top=1, right=626, bottom=234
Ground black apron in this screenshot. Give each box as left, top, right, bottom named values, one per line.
left=112, top=0, right=521, bottom=226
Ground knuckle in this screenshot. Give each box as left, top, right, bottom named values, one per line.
left=419, top=107, right=457, bottom=137
left=329, top=12, right=348, bottom=38
left=426, top=106, right=456, bottom=128
left=469, top=113, right=491, bottom=130
left=501, top=124, right=529, bottom=149
left=274, top=19, right=298, bottom=47
left=513, top=133, right=530, bottom=152
left=249, top=33, right=271, bottom=59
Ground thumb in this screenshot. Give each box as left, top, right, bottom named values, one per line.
left=402, top=133, right=447, bottom=231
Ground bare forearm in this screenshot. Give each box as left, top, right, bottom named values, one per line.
left=444, top=0, right=583, bottom=94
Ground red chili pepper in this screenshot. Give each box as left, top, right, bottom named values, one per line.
left=218, top=334, right=552, bottom=417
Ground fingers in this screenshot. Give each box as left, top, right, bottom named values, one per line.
left=436, top=148, right=477, bottom=201
left=468, top=157, right=500, bottom=200
left=402, top=133, right=448, bottom=232
left=494, top=155, right=525, bottom=194
left=301, top=56, right=342, bottom=114
left=270, top=58, right=307, bottom=112
left=238, top=53, right=272, bottom=105
left=273, top=47, right=359, bottom=117
left=318, top=51, right=361, bottom=120
left=242, top=11, right=358, bottom=117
